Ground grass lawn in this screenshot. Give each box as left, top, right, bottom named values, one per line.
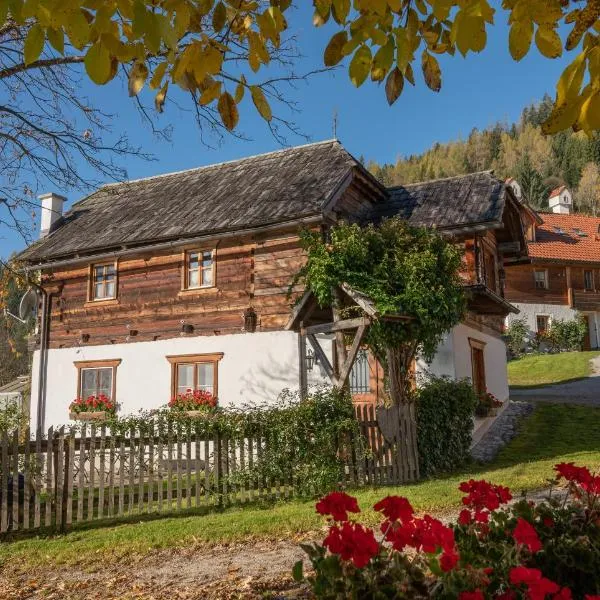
left=1, top=404, right=599, bottom=570
left=508, top=350, right=600, bottom=388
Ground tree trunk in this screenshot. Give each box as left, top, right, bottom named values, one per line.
left=331, top=287, right=347, bottom=382
left=385, top=343, right=416, bottom=405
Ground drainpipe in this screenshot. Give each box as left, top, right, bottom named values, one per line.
left=35, top=286, right=49, bottom=432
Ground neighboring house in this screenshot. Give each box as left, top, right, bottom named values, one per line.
left=18, top=141, right=525, bottom=430
left=0, top=375, right=29, bottom=415
left=505, top=187, right=600, bottom=349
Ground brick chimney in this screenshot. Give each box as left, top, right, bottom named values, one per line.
left=39, top=192, right=66, bottom=238
left=548, top=186, right=572, bottom=214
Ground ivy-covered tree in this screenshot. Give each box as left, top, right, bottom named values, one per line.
left=296, top=218, right=466, bottom=404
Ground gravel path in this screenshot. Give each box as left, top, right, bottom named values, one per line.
left=510, top=355, right=600, bottom=406
left=470, top=401, right=534, bottom=463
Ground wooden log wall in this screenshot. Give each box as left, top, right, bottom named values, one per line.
left=43, top=228, right=308, bottom=349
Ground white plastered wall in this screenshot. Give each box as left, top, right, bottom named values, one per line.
left=30, top=330, right=334, bottom=431
left=416, top=323, right=509, bottom=402
left=506, top=302, right=578, bottom=334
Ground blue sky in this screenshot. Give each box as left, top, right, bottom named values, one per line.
left=1, top=4, right=574, bottom=259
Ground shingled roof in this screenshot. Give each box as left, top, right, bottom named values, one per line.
left=371, top=171, right=506, bottom=231
left=20, top=140, right=370, bottom=264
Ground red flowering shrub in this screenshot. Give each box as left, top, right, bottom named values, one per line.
left=168, top=389, right=217, bottom=412
left=294, top=463, right=600, bottom=599
left=69, top=394, right=116, bottom=415
left=316, top=491, right=360, bottom=522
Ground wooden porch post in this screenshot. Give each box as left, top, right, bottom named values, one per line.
left=298, top=324, right=308, bottom=400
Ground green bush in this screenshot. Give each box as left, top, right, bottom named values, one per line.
left=544, top=315, right=587, bottom=352
left=506, top=317, right=528, bottom=358
left=416, top=376, right=478, bottom=477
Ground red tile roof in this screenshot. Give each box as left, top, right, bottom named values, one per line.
left=548, top=185, right=567, bottom=199
left=528, top=212, right=600, bottom=264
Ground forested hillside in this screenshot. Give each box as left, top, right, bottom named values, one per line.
left=369, top=96, right=600, bottom=215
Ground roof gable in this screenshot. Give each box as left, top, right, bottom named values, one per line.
left=21, top=140, right=374, bottom=264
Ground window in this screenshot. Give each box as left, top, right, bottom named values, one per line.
left=167, top=353, right=223, bottom=398
left=534, top=270, right=548, bottom=290
left=536, top=315, right=549, bottom=334
left=185, top=250, right=214, bottom=289
left=74, top=359, right=121, bottom=400
left=469, top=339, right=486, bottom=396
left=584, top=270, right=594, bottom=291
left=91, top=263, right=117, bottom=300
left=349, top=349, right=370, bottom=394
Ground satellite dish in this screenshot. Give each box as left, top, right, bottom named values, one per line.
left=19, top=288, right=38, bottom=321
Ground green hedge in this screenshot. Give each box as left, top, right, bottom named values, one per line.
left=416, top=376, right=478, bottom=477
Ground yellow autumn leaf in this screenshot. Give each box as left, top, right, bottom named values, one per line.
left=579, top=90, right=600, bottom=134
left=213, top=1, right=227, bottom=32
left=371, top=38, right=394, bottom=82
left=155, top=82, right=168, bottom=113
left=324, top=31, right=348, bottom=66
left=218, top=92, right=239, bottom=130
left=149, top=61, right=168, bottom=90
left=349, top=44, right=372, bottom=87
left=24, top=24, right=45, bottom=65
left=332, top=0, right=350, bottom=24
left=556, top=53, right=586, bottom=105
left=541, top=100, right=581, bottom=135
left=509, top=19, right=533, bottom=61
left=535, top=26, right=563, bottom=59
left=385, top=67, right=404, bottom=105
left=198, top=79, right=222, bottom=105
left=251, top=86, right=272, bottom=121
left=47, top=28, right=64, bottom=55
left=421, top=51, right=441, bottom=92
left=234, top=76, right=246, bottom=103
left=128, top=61, right=149, bottom=97
left=84, top=43, right=113, bottom=85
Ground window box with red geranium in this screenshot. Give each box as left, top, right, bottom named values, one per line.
left=69, top=394, right=117, bottom=421
left=475, top=390, right=503, bottom=418
left=168, top=389, right=217, bottom=417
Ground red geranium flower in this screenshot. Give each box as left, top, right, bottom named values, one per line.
left=554, top=588, right=573, bottom=600
left=323, top=522, right=379, bottom=568
left=316, top=492, right=360, bottom=522
left=373, top=496, right=414, bottom=523
left=458, top=509, right=472, bottom=525
left=510, top=567, right=560, bottom=600
left=513, top=518, right=542, bottom=553
left=459, top=590, right=484, bottom=600
left=440, top=550, right=460, bottom=572
left=555, top=462, right=593, bottom=485
left=459, top=479, right=512, bottom=512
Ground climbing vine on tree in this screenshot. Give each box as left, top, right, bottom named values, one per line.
left=295, top=218, right=466, bottom=404
left=6, top=0, right=600, bottom=134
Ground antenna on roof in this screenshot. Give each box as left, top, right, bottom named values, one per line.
left=332, top=108, right=338, bottom=139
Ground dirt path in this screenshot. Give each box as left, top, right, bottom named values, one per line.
left=0, top=538, right=309, bottom=599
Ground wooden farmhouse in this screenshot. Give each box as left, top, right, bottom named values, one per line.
left=18, top=141, right=528, bottom=430
left=504, top=184, right=600, bottom=349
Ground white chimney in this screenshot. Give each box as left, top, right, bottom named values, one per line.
left=39, top=192, right=66, bottom=238
left=548, top=186, right=572, bottom=214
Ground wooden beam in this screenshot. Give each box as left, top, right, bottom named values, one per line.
left=337, top=322, right=367, bottom=388
left=302, top=317, right=370, bottom=335
left=566, top=266, right=573, bottom=308
left=498, top=241, right=521, bottom=253
left=306, top=334, right=335, bottom=382
left=340, top=283, right=379, bottom=317
left=298, top=328, right=308, bottom=400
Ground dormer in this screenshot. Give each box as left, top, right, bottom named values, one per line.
left=548, top=186, right=572, bottom=214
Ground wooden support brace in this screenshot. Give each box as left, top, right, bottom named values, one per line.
left=337, top=322, right=368, bottom=388
left=307, top=333, right=334, bottom=381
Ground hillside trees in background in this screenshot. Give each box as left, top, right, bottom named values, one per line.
left=368, top=96, right=600, bottom=213
left=576, top=163, right=600, bottom=216
left=0, top=263, right=31, bottom=386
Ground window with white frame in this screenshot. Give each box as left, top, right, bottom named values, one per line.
left=185, top=250, right=214, bottom=289
left=91, top=263, right=117, bottom=300
left=534, top=269, right=548, bottom=290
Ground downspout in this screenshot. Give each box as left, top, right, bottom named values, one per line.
left=36, top=286, right=49, bottom=432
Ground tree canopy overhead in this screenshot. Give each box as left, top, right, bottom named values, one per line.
left=296, top=218, right=466, bottom=402
left=5, top=0, right=600, bottom=135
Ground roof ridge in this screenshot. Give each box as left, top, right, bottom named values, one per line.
left=387, top=169, right=495, bottom=189
left=100, top=139, right=342, bottom=189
